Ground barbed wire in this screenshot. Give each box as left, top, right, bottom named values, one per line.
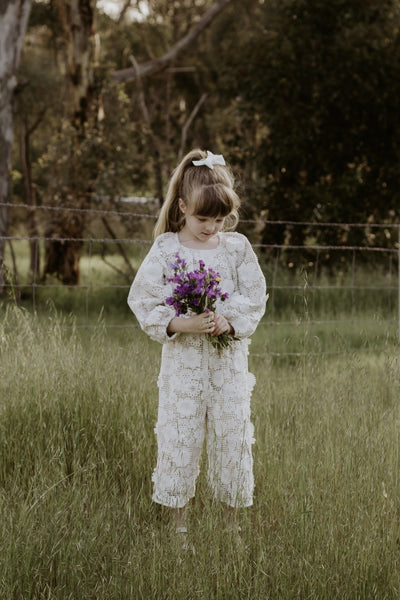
left=251, top=347, right=392, bottom=358
left=1, top=200, right=399, bottom=230
left=1, top=281, right=398, bottom=293
left=2, top=208, right=399, bottom=362
left=2, top=235, right=398, bottom=254
left=2, top=235, right=151, bottom=245
left=0, top=201, right=157, bottom=220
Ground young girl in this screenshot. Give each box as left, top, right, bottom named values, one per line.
left=128, top=149, right=267, bottom=536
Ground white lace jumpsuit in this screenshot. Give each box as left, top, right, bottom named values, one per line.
left=127, top=231, right=267, bottom=508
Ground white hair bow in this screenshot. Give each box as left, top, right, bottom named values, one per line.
left=192, top=150, right=226, bottom=170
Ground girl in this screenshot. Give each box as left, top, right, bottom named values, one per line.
left=128, top=149, right=267, bottom=537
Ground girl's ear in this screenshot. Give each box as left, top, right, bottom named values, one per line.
left=178, top=198, right=187, bottom=214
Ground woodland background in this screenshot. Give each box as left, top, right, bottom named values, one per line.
left=1, top=0, right=400, bottom=289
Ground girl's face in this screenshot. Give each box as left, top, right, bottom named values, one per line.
left=178, top=199, right=225, bottom=246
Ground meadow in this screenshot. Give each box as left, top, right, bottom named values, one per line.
left=1, top=245, right=400, bottom=599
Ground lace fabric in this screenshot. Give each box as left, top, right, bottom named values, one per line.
left=128, top=232, right=267, bottom=508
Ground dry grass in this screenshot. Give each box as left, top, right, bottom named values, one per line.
left=0, top=305, right=399, bottom=598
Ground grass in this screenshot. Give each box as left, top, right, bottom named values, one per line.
left=1, top=302, right=400, bottom=599
left=4, top=242, right=399, bottom=361
left=1, top=240, right=400, bottom=597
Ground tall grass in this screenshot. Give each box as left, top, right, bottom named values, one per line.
left=1, top=305, right=400, bottom=599
left=6, top=240, right=399, bottom=323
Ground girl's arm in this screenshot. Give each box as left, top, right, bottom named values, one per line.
left=128, top=239, right=180, bottom=344
left=219, top=235, right=268, bottom=339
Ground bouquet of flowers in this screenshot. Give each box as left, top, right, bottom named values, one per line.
left=165, top=253, right=235, bottom=352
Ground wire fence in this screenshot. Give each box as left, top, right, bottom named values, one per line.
left=1, top=200, right=399, bottom=367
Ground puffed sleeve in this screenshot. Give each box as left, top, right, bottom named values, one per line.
left=127, top=237, right=178, bottom=344
left=221, top=234, right=268, bottom=339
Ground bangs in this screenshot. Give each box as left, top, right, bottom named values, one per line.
left=191, top=184, right=235, bottom=218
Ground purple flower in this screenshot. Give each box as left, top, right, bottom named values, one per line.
left=164, top=254, right=234, bottom=352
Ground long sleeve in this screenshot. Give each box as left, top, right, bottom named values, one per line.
left=220, top=235, right=268, bottom=339
left=127, top=238, right=178, bottom=344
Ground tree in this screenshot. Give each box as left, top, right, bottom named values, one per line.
left=0, top=0, right=32, bottom=292
left=42, top=0, right=97, bottom=285
left=217, top=0, right=400, bottom=263
left=111, top=0, right=233, bottom=84
left=40, top=0, right=234, bottom=284
left=14, top=1, right=144, bottom=287
left=13, top=3, right=64, bottom=282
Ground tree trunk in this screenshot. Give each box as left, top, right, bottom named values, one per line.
left=56, top=0, right=96, bottom=128
left=20, top=117, right=43, bottom=280
left=42, top=213, right=83, bottom=285
left=42, top=0, right=96, bottom=284
left=0, top=0, right=32, bottom=293
left=129, top=53, right=164, bottom=204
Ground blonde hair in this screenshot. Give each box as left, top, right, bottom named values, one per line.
left=153, top=149, right=240, bottom=238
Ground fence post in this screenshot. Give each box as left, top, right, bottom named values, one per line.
left=398, top=225, right=400, bottom=378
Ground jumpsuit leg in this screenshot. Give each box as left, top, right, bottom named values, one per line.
left=206, top=351, right=256, bottom=508
left=152, top=384, right=207, bottom=509
left=152, top=340, right=208, bottom=508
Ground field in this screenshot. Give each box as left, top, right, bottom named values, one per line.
left=1, top=247, right=400, bottom=599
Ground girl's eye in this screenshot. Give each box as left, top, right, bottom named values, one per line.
left=195, top=216, right=224, bottom=224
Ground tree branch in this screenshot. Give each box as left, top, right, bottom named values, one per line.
left=27, top=107, right=47, bottom=137
left=117, top=0, right=132, bottom=25
left=111, top=0, right=233, bottom=84
left=178, top=92, right=208, bottom=160
left=129, top=54, right=151, bottom=126
left=101, top=217, right=135, bottom=276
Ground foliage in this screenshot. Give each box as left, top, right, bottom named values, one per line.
left=216, top=0, right=400, bottom=261
left=8, top=0, right=400, bottom=282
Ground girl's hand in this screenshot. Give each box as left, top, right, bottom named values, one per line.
left=167, top=312, right=216, bottom=335
left=211, top=313, right=233, bottom=337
